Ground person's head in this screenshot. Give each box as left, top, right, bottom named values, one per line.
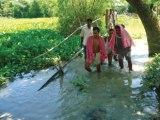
left=86, top=18, right=92, bottom=28
left=115, top=25, right=121, bottom=35
left=93, top=26, right=100, bottom=37
left=109, top=28, right=114, bottom=35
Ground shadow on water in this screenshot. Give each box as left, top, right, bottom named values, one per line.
left=0, top=40, right=159, bottom=120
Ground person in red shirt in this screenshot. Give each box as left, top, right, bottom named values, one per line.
left=85, top=27, right=107, bottom=72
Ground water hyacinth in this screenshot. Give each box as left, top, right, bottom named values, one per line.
left=0, top=18, right=80, bottom=86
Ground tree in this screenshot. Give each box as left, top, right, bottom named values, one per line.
left=13, top=0, right=30, bottom=18
left=149, top=0, right=160, bottom=16
left=29, top=0, right=42, bottom=18
left=0, top=0, right=14, bottom=17
left=127, top=4, right=136, bottom=13
left=58, top=0, right=113, bottom=36
left=126, top=0, right=160, bottom=56
left=38, top=0, right=58, bottom=17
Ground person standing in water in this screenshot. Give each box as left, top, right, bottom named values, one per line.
left=80, top=18, right=93, bottom=61
left=109, top=25, right=134, bottom=72
left=85, top=27, right=107, bottom=72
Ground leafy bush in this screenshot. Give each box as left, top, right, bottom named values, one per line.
left=0, top=76, right=6, bottom=86
left=142, top=54, right=160, bottom=91
left=71, top=76, right=89, bottom=91
left=115, top=5, right=127, bottom=14
left=127, top=4, right=136, bottom=13
left=0, top=0, right=58, bottom=18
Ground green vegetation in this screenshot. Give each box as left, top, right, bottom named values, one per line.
left=0, top=13, right=151, bottom=87
left=142, top=54, right=160, bottom=91
left=71, top=76, right=89, bottom=91
left=0, top=0, right=58, bottom=18
left=0, top=15, right=148, bottom=86
left=0, top=18, right=80, bottom=86
left=0, top=17, right=58, bottom=33
left=57, top=0, right=113, bottom=36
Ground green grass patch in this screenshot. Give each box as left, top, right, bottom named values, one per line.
left=142, top=54, right=160, bottom=91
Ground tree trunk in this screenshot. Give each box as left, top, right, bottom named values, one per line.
left=126, top=0, right=160, bottom=56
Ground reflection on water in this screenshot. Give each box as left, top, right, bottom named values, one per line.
left=0, top=40, right=159, bottom=120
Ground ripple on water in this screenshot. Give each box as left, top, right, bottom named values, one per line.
left=130, top=78, right=142, bottom=89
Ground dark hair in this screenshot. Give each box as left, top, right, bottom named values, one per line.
left=86, top=18, right=92, bottom=22
left=93, top=26, right=100, bottom=33
left=109, top=28, right=114, bottom=32
left=115, top=25, right=120, bottom=29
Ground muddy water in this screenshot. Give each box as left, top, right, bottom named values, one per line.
left=0, top=40, right=158, bottom=120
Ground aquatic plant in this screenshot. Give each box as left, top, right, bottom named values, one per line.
left=71, top=76, right=89, bottom=91
left=0, top=18, right=80, bottom=86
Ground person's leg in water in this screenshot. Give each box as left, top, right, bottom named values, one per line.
left=96, top=64, right=101, bottom=72
left=113, top=54, right=118, bottom=61
left=95, top=53, right=101, bottom=72
left=84, top=45, right=92, bottom=72
left=85, top=53, right=101, bottom=72
left=108, top=52, right=113, bottom=67
left=85, top=62, right=92, bottom=72
left=125, top=50, right=133, bottom=72
left=83, top=45, right=87, bottom=61
left=118, top=53, right=124, bottom=69
left=127, top=56, right=132, bottom=71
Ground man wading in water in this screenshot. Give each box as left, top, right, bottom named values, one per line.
left=85, top=27, right=107, bottom=72
left=109, top=25, right=134, bottom=72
